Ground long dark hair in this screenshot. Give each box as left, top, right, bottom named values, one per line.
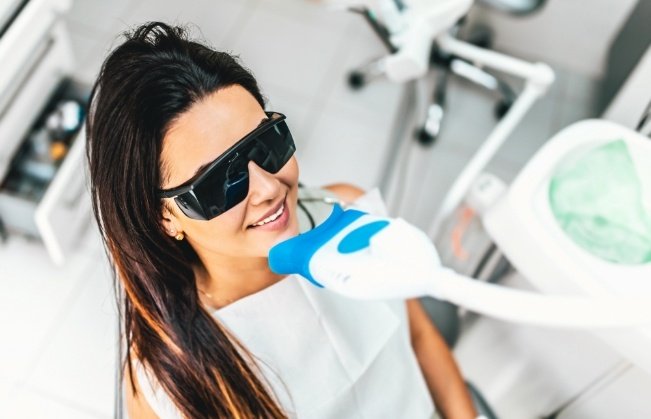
left=86, top=22, right=287, bottom=418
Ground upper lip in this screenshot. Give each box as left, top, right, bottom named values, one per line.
left=249, top=197, right=286, bottom=226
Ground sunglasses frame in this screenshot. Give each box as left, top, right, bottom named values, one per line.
left=158, top=111, right=293, bottom=218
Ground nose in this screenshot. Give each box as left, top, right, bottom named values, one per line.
left=246, top=160, right=281, bottom=206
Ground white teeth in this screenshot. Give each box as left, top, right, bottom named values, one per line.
left=252, top=204, right=284, bottom=227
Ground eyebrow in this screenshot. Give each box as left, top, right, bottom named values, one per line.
left=192, top=116, right=270, bottom=177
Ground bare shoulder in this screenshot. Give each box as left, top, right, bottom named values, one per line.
left=125, top=359, right=160, bottom=419
left=322, top=182, right=366, bottom=204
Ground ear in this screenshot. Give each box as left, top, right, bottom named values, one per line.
left=161, top=202, right=183, bottom=238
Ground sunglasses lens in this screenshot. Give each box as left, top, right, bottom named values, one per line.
left=191, top=168, right=230, bottom=219
left=174, top=193, right=207, bottom=220
left=223, top=160, right=249, bottom=210
left=253, top=122, right=295, bottom=173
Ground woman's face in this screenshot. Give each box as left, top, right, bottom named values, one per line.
left=159, top=85, right=300, bottom=258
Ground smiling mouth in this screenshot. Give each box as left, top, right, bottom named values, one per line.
left=247, top=194, right=288, bottom=229
left=250, top=202, right=285, bottom=227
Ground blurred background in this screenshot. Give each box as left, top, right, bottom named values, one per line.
left=0, top=0, right=649, bottom=417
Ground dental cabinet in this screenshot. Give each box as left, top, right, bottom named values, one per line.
left=452, top=120, right=651, bottom=418
left=0, top=0, right=92, bottom=266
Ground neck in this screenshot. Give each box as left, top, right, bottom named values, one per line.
left=194, top=252, right=286, bottom=310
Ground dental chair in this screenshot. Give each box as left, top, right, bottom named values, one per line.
left=345, top=0, right=546, bottom=144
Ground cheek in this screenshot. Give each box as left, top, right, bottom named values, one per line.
left=278, top=156, right=299, bottom=184
left=181, top=209, right=244, bottom=254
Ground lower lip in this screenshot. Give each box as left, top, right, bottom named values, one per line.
left=248, top=199, right=290, bottom=232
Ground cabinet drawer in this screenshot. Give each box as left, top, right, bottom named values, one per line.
left=0, top=77, right=91, bottom=266
left=35, top=127, right=91, bottom=266
left=0, top=22, right=74, bottom=181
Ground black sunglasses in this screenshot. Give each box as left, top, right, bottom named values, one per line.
left=158, top=112, right=295, bottom=220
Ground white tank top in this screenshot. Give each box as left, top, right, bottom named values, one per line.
left=133, top=187, right=435, bottom=418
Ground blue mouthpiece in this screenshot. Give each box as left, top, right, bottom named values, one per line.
left=268, top=203, right=366, bottom=287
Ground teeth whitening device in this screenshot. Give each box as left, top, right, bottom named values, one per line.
left=268, top=198, right=651, bottom=329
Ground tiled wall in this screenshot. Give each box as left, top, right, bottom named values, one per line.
left=472, top=0, right=638, bottom=78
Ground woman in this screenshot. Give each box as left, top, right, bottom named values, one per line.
left=86, top=22, right=477, bottom=418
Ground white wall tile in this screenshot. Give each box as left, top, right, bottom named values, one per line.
left=557, top=366, right=651, bottom=418
left=68, top=0, right=260, bottom=83
left=111, top=0, right=256, bottom=48
left=494, top=92, right=557, bottom=169
left=454, top=273, right=625, bottom=419
left=258, top=0, right=359, bottom=33
left=0, top=378, right=18, bottom=418
left=3, top=386, right=107, bottom=419
left=264, top=87, right=313, bottom=151
left=472, top=0, right=638, bottom=78
left=428, top=76, right=499, bottom=155
left=230, top=2, right=354, bottom=104
left=24, top=262, right=117, bottom=418
left=406, top=143, right=473, bottom=228
left=297, top=108, right=394, bottom=191
left=315, top=19, right=403, bottom=123
left=0, top=237, right=98, bottom=380
left=66, top=0, right=137, bottom=35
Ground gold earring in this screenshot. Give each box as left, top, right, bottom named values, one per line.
left=175, top=232, right=185, bottom=241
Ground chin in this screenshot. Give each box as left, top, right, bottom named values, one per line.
left=255, top=215, right=300, bottom=258
left=273, top=215, right=300, bottom=243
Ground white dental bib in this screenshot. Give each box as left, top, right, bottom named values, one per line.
left=134, top=187, right=434, bottom=418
